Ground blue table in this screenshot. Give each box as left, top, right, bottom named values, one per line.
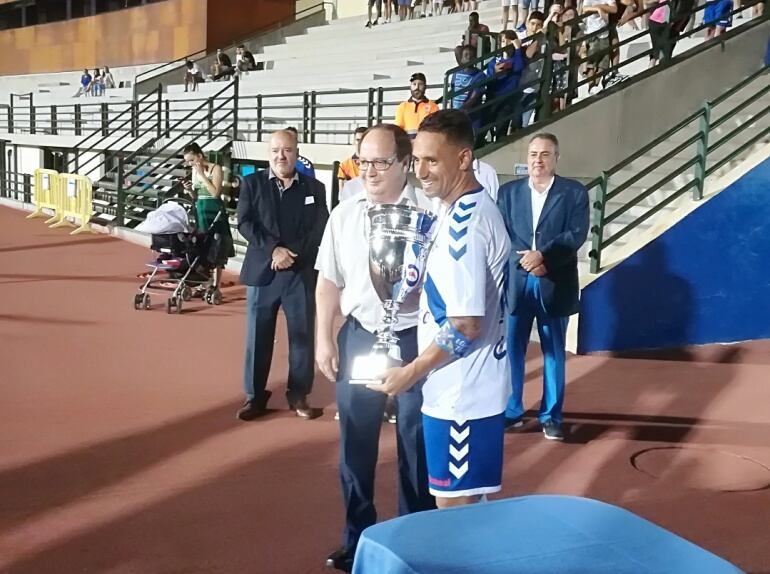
left=353, top=495, right=742, bottom=574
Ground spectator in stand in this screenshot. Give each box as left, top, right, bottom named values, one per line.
left=648, top=0, right=671, bottom=67
left=210, top=48, right=235, bottom=81
left=236, top=44, right=258, bottom=73
left=285, top=126, right=317, bottom=178
left=518, top=11, right=546, bottom=128
left=397, top=0, right=410, bottom=20
left=76, top=69, right=92, bottom=97
left=451, top=45, right=487, bottom=136
left=561, top=7, right=581, bottom=105
left=546, top=5, right=572, bottom=111
left=458, top=10, right=491, bottom=62
left=394, top=73, right=440, bottom=138
left=91, top=68, right=103, bottom=96
left=581, top=0, right=617, bottom=95
left=485, top=30, right=527, bottom=141
left=337, top=127, right=367, bottom=194
left=366, top=0, right=383, bottom=26
left=703, top=0, right=733, bottom=38
left=501, top=0, right=518, bottom=30
left=184, top=60, right=205, bottom=92
left=102, top=66, right=116, bottom=92
left=431, top=0, right=444, bottom=16
left=603, top=0, right=631, bottom=88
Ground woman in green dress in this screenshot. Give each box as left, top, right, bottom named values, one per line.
left=181, top=142, right=235, bottom=293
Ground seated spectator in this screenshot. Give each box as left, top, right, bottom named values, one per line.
left=210, top=49, right=235, bottom=81
left=581, top=0, right=617, bottom=94
left=484, top=30, right=527, bottom=141
left=451, top=45, right=486, bottom=137
left=236, top=45, right=258, bottom=73
left=75, top=69, right=92, bottom=97
left=184, top=60, right=205, bottom=92
left=394, top=72, right=440, bottom=138
left=285, top=126, right=317, bottom=178
left=337, top=127, right=367, bottom=192
left=102, top=66, right=116, bottom=92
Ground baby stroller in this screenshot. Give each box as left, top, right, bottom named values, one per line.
left=133, top=199, right=227, bottom=313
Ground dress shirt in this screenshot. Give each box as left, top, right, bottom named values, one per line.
left=529, top=176, right=554, bottom=250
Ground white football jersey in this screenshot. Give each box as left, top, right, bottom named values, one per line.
left=418, top=188, right=511, bottom=421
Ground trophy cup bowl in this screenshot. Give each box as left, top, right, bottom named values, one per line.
left=349, top=203, right=437, bottom=385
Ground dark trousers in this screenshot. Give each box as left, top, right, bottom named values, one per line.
left=335, top=318, right=435, bottom=550
left=242, top=269, right=315, bottom=405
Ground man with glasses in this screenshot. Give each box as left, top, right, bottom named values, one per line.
left=316, top=124, right=435, bottom=572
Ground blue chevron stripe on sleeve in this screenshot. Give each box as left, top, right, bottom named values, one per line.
left=448, top=226, right=469, bottom=241
left=452, top=212, right=472, bottom=224
left=457, top=201, right=477, bottom=210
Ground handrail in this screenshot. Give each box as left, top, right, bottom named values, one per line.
left=132, top=2, right=333, bottom=97
left=587, top=64, right=770, bottom=273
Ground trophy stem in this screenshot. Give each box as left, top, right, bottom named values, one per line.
left=373, top=299, right=402, bottom=363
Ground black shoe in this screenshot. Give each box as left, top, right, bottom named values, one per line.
left=542, top=419, right=564, bottom=441
left=325, top=546, right=354, bottom=572
left=289, top=397, right=322, bottom=420
left=236, top=390, right=272, bottom=421
left=504, top=415, right=525, bottom=431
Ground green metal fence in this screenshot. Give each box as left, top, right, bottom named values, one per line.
left=587, top=65, right=770, bottom=273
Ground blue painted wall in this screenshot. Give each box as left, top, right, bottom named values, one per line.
left=577, top=157, right=770, bottom=353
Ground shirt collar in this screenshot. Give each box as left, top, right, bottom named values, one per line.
left=356, top=182, right=418, bottom=207
left=528, top=176, right=555, bottom=196
left=268, top=168, right=299, bottom=183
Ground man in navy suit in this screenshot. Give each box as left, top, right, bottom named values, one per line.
left=496, top=133, right=589, bottom=440
left=236, top=129, right=329, bottom=421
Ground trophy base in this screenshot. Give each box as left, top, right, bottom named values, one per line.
left=349, top=353, right=398, bottom=385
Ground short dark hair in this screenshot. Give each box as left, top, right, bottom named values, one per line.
left=361, top=124, right=412, bottom=162
left=185, top=60, right=193, bottom=69
left=529, top=132, right=560, bottom=156
left=354, top=126, right=368, bottom=136
left=501, top=30, right=517, bottom=41
left=183, top=142, right=203, bottom=156
left=529, top=10, right=545, bottom=21
left=417, top=109, right=474, bottom=149
left=237, top=44, right=245, bottom=49
left=469, top=11, right=479, bottom=19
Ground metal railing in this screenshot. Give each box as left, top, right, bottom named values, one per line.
left=587, top=65, right=770, bottom=273
left=443, top=0, right=768, bottom=148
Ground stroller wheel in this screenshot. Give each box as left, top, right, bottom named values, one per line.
left=166, top=297, right=174, bottom=314
left=175, top=296, right=183, bottom=314
left=181, top=286, right=192, bottom=302
left=133, top=293, right=142, bottom=310
left=211, top=289, right=223, bottom=305
left=142, top=293, right=151, bottom=310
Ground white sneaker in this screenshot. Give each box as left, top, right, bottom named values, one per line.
left=588, top=85, right=601, bottom=95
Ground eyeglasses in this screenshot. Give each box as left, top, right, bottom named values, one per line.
left=356, top=156, right=398, bottom=172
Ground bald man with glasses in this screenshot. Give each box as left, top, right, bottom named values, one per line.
left=316, top=124, right=435, bottom=573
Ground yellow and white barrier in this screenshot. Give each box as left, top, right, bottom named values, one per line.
left=26, top=168, right=61, bottom=224
left=49, top=173, right=96, bottom=235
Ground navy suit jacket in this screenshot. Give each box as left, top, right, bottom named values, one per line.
left=236, top=170, right=328, bottom=287
left=496, top=175, right=589, bottom=317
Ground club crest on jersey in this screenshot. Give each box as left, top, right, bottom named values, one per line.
left=405, top=264, right=420, bottom=287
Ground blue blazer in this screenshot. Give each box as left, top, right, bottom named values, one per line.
left=496, top=175, right=589, bottom=317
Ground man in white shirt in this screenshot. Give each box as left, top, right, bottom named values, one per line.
left=581, top=0, right=618, bottom=94
left=316, top=124, right=435, bottom=573
left=372, top=110, right=511, bottom=508
left=473, top=158, right=500, bottom=201
left=496, top=133, right=589, bottom=441
left=184, top=60, right=204, bottom=92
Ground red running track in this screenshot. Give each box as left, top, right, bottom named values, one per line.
left=1, top=205, right=769, bottom=573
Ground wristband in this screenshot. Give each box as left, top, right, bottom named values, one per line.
left=435, top=321, right=473, bottom=358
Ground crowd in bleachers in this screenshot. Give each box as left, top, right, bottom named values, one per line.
left=74, top=67, right=116, bottom=97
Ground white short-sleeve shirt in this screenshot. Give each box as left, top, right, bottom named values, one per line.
left=583, top=0, right=616, bottom=37
left=418, top=188, right=512, bottom=421
left=473, top=159, right=500, bottom=202
left=315, top=185, right=422, bottom=334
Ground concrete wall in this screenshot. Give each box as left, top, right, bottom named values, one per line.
left=484, top=19, right=770, bottom=179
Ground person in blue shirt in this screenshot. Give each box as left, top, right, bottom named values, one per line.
left=285, top=126, right=316, bottom=178
left=485, top=30, right=527, bottom=142
left=451, top=45, right=487, bottom=140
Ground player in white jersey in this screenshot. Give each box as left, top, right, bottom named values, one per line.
left=370, top=110, right=511, bottom=507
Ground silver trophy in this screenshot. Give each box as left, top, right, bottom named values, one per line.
left=349, top=203, right=438, bottom=385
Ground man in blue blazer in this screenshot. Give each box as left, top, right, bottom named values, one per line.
left=496, top=133, right=589, bottom=440
left=236, top=129, right=329, bottom=421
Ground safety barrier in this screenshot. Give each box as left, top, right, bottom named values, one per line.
left=27, top=168, right=61, bottom=224
left=26, top=169, right=95, bottom=235
left=49, top=173, right=96, bottom=235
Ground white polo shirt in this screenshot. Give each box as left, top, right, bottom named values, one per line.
left=315, top=184, right=421, bottom=334
left=529, top=177, right=554, bottom=250
left=418, top=188, right=511, bottom=421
